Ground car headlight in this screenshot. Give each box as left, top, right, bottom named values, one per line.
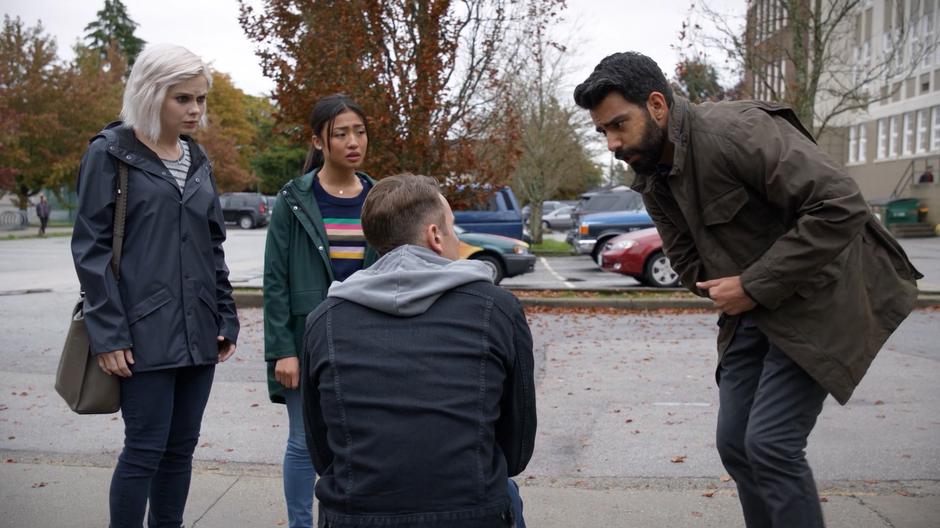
left=610, top=239, right=638, bottom=250
left=512, top=245, right=530, bottom=255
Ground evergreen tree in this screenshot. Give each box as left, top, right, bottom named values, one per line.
left=83, top=0, right=145, bottom=67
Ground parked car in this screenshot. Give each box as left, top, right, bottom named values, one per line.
left=571, top=187, right=644, bottom=226
left=453, top=186, right=524, bottom=240
left=455, top=225, right=535, bottom=284
left=569, top=208, right=655, bottom=262
left=522, top=200, right=570, bottom=221
left=599, top=227, right=679, bottom=288
left=541, top=205, right=574, bottom=230
left=219, top=192, right=270, bottom=229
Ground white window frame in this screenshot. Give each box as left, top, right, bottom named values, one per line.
left=917, top=109, right=929, bottom=152
left=889, top=115, right=900, bottom=157
left=877, top=118, right=888, bottom=159
left=849, top=126, right=859, bottom=163
left=932, top=106, right=940, bottom=151
left=859, top=123, right=868, bottom=162
left=903, top=112, right=915, bottom=155
left=923, top=14, right=934, bottom=67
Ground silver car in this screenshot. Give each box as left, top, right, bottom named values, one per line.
left=541, top=205, right=574, bottom=231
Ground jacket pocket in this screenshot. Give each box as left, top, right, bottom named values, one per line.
left=290, top=290, right=324, bottom=316
left=127, top=288, right=173, bottom=326
left=702, top=186, right=749, bottom=226
left=793, top=240, right=853, bottom=298
left=197, top=285, right=218, bottom=318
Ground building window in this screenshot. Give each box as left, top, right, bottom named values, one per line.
left=917, top=109, right=929, bottom=152
left=932, top=106, right=940, bottom=151
left=877, top=118, right=888, bottom=159
left=849, top=126, right=858, bottom=163
left=859, top=123, right=868, bottom=162
left=924, top=13, right=935, bottom=67
left=903, top=112, right=915, bottom=155
left=889, top=115, right=900, bottom=157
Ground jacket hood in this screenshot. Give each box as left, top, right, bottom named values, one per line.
left=327, top=245, right=493, bottom=316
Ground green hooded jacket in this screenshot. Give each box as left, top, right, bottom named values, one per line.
left=263, top=169, right=379, bottom=403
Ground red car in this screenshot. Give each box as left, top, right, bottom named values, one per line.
left=599, top=227, right=680, bottom=288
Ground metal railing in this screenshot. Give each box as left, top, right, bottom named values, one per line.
left=0, top=210, right=28, bottom=231
left=890, top=155, right=940, bottom=199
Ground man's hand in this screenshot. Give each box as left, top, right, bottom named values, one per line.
left=696, top=276, right=757, bottom=315
left=97, top=349, right=134, bottom=377
left=275, top=356, right=300, bottom=390
left=218, top=336, right=236, bottom=362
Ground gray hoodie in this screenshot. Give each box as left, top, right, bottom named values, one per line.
left=327, top=244, right=494, bottom=317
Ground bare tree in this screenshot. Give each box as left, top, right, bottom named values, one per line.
left=680, top=0, right=940, bottom=137
left=505, top=1, right=599, bottom=244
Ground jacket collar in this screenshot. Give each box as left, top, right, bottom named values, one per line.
left=282, top=168, right=377, bottom=281
left=630, top=96, right=691, bottom=194
left=95, top=121, right=208, bottom=196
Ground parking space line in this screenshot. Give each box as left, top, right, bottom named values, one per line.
left=652, top=402, right=711, bottom=407
left=539, top=257, right=574, bottom=289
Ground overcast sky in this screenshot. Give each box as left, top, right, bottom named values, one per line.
left=4, top=0, right=746, bottom=97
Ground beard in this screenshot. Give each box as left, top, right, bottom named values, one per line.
left=614, top=110, right=666, bottom=175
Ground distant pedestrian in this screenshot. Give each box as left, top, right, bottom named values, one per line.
left=70, top=43, right=239, bottom=528
left=262, top=94, right=378, bottom=528
left=35, top=194, right=50, bottom=236
left=918, top=165, right=934, bottom=183
left=304, top=173, right=535, bottom=527
left=575, top=52, right=921, bottom=528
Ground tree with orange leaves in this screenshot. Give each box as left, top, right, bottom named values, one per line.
left=238, top=0, right=565, bottom=198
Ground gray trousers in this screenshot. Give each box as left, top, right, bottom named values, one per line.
left=716, top=318, right=828, bottom=528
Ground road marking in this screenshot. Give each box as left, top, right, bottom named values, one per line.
left=539, top=257, right=574, bottom=289
left=653, top=402, right=712, bottom=407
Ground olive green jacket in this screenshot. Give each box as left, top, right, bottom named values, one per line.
left=635, top=97, right=921, bottom=404
left=263, top=169, right=379, bottom=403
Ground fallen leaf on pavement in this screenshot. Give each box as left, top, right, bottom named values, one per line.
left=671, top=455, right=686, bottom=463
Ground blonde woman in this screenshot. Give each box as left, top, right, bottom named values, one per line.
left=71, top=43, right=238, bottom=527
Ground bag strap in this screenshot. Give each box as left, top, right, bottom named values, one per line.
left=110, top=162, right=129, bottom=282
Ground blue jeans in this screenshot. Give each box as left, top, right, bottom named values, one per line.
left=507, top=478, right=526, bottom=528
left=284, top=388, right=317, bottom=528
left=109, top=365, right=215, bottom=528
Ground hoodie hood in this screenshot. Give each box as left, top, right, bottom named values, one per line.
left=327, top=245, right=494, bottom=316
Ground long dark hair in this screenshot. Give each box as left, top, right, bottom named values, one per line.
left=302, top=94, right=369, bottom=174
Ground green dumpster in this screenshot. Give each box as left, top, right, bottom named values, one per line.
left=885, top=198, right=920, bottom=226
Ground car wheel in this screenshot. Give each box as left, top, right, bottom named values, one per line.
left=541, top=220, right=551, bottom=231
left=591, top=238, right=612, bottom=267
left=643, top=251, right=679, bottom=287
left=471, top=254, right=505, bottom=285
left=239, top=215, right=255, bottom=230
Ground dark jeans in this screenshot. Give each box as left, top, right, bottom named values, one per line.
left=716, top=319, right=828, bottom=528
left=38, top=216, right=48, bottom=235
left=507, top=479, right=526, bottom=528
left=110, top=364, right=215, bottom=528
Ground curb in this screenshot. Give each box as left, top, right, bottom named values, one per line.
left=233, top=288, right=940, bottom=311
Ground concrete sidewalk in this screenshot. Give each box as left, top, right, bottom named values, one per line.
left=3, top=457, right=938, bottom=527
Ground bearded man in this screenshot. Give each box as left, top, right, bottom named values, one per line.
left=574, top=51, right=921, bottom=528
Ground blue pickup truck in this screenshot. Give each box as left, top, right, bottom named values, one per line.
left=453, top=187, right=525, bottom=240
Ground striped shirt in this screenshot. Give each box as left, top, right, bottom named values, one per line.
left=313, top=175, right=372, bottom=281
left=160, top=140, right=191, bottom=192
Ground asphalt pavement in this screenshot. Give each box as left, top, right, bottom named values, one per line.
left=1, top=231, right=939, bottom=526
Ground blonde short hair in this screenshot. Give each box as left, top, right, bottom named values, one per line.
left=120, top=43, right=212, bottom=142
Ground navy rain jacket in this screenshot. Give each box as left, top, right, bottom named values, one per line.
left=71, top=122, right=239, bottom=371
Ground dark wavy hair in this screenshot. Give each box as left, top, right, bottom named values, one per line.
left=302, top=94, right=369, bottom=174
left=573, top=52, right=673, bottom=110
